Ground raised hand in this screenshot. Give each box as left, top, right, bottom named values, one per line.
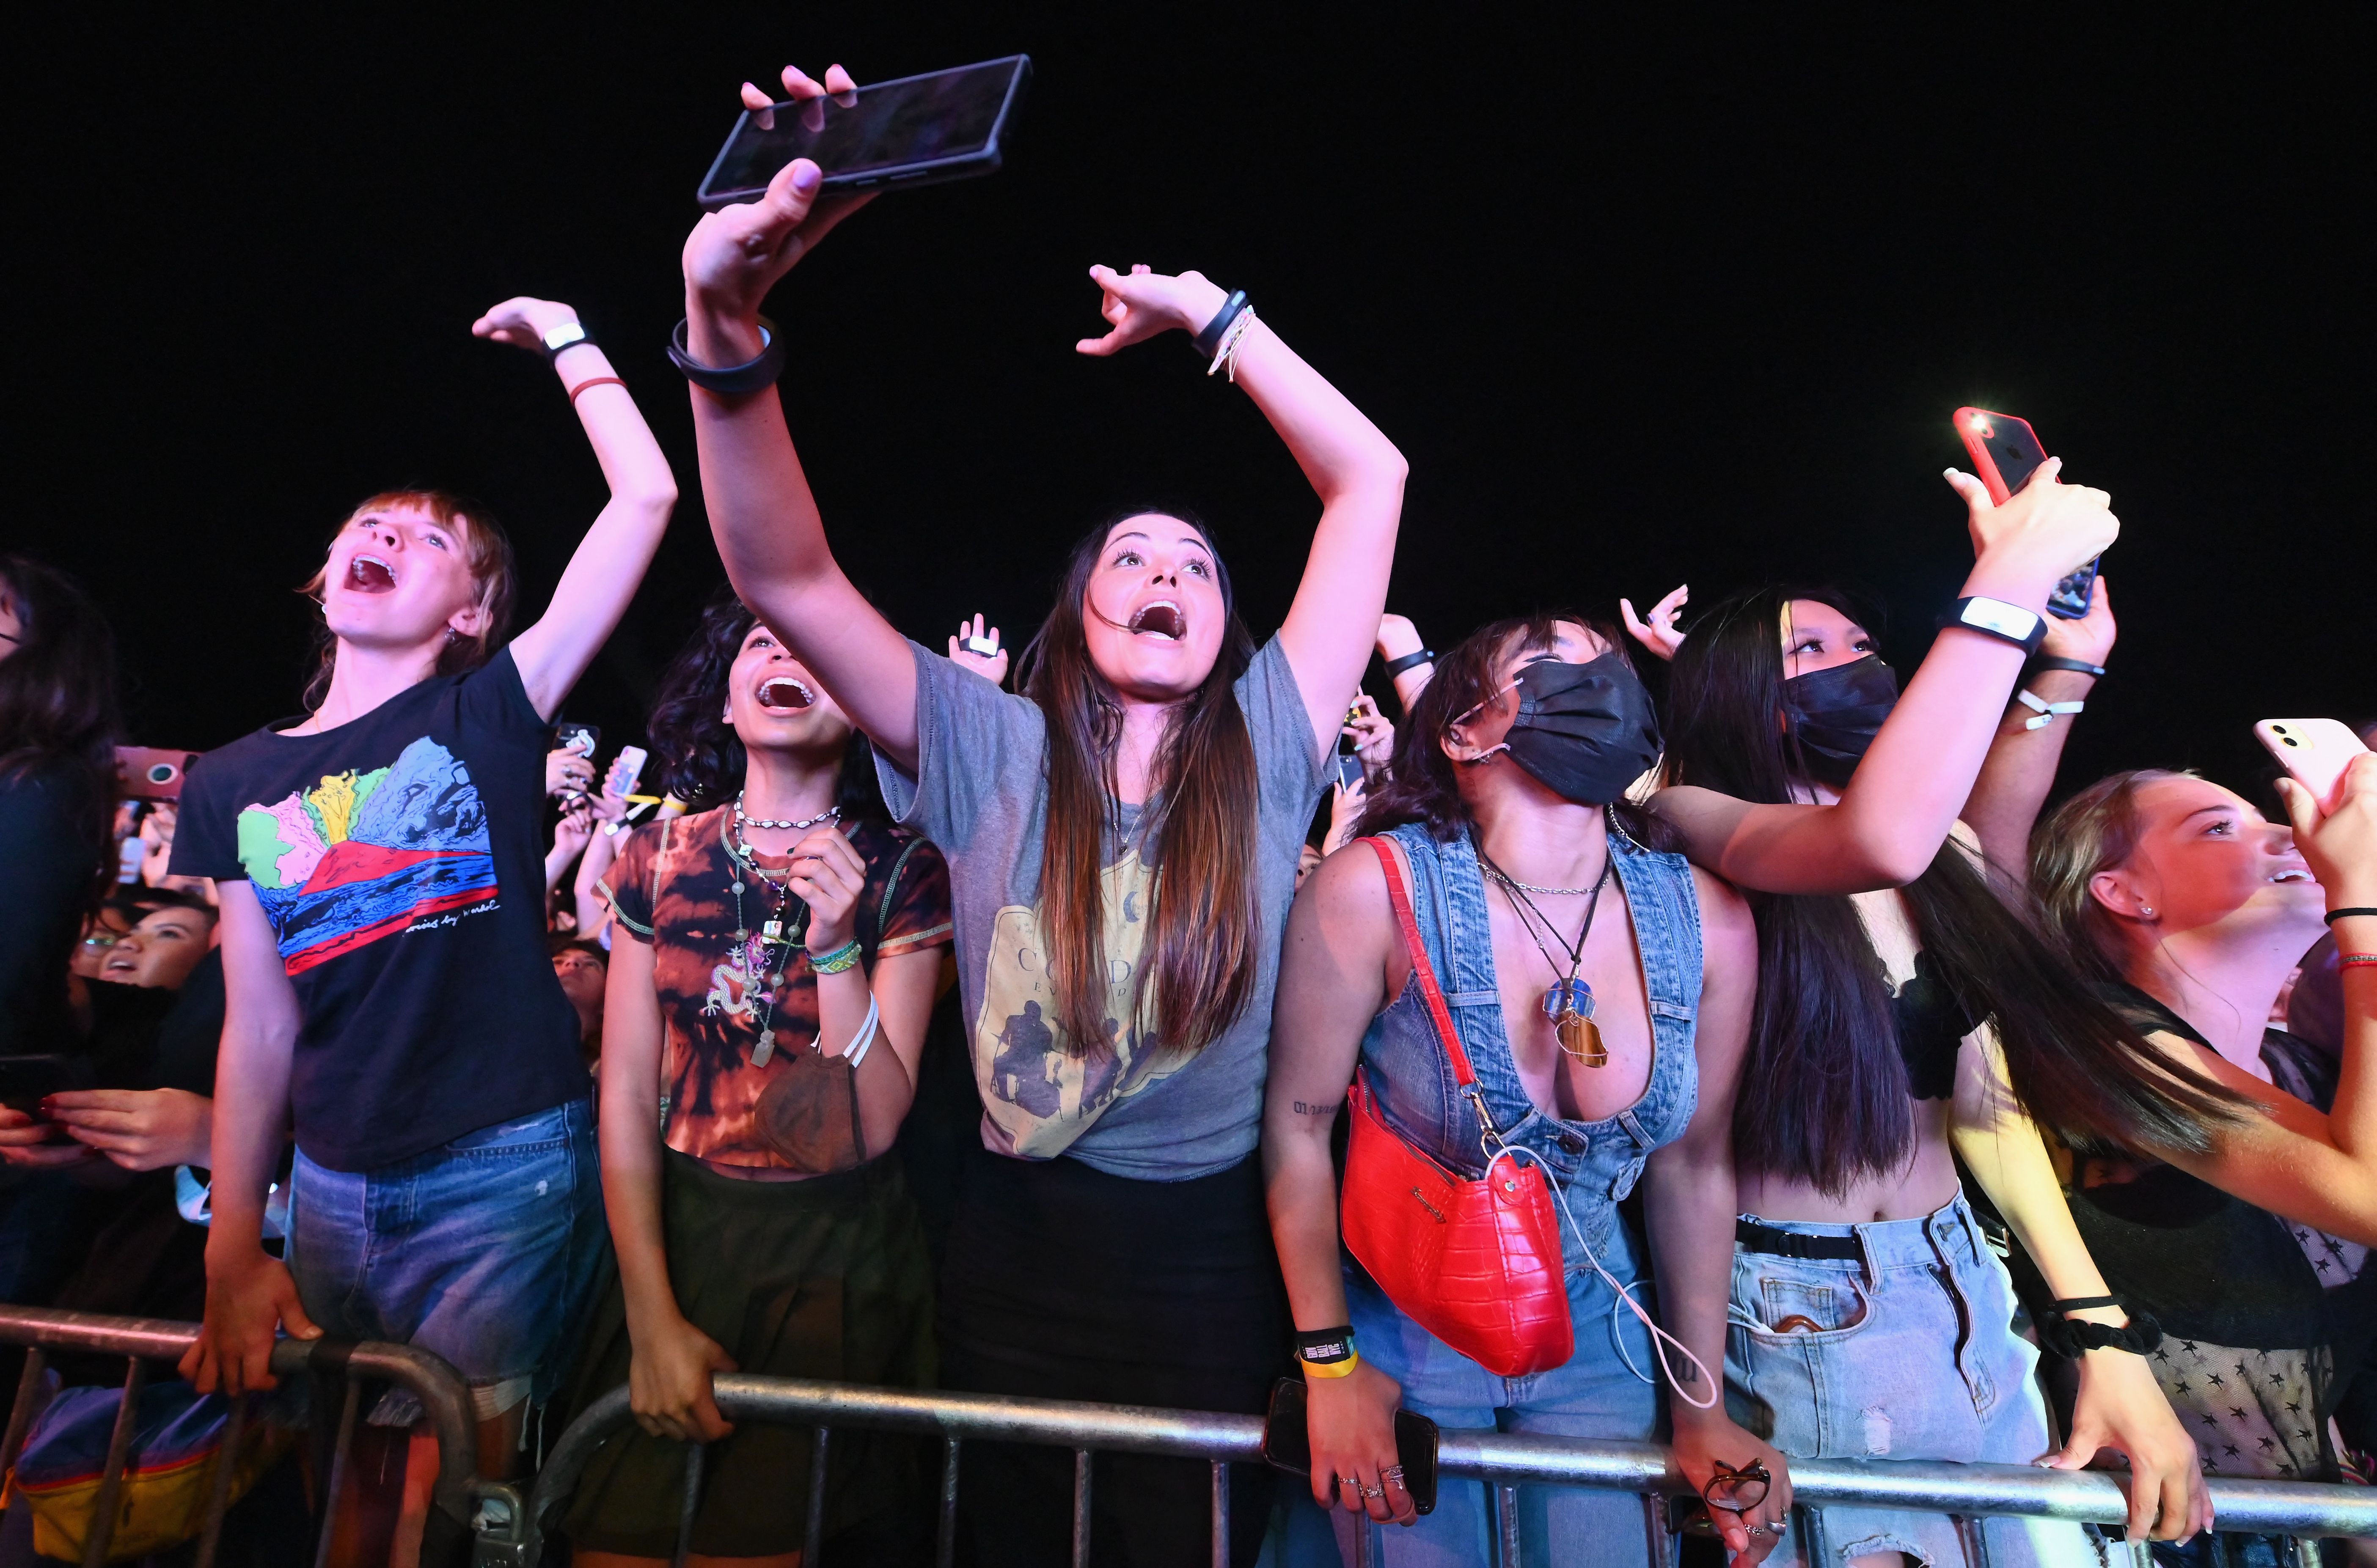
left=682, top=63, right=876, bottom=355
left=547, top=747, right=595, bottom=801
left=472, top=297, right=583, bottom=356
left=947, top=612, right=1010, bottom=687
left=1343, top=694, right=1394, bottom=777
left=788, top=824, right=868, bottom=956
left=2040, top=572, right=2117, bottom=668
left=1944, top=457, right=2120, bottom=600
left=1619, top=583, right=1689, bottom=661
left=1075, top=264, right=1231, bottom=358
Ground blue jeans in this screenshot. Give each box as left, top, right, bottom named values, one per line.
left=1338, top=1216, right=1664, bottom=1568
left=289, top=1097, right=603, bottom=1425
left=1727, top=1194, right=2096, bottom=1567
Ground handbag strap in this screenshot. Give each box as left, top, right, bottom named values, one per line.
left=1363, top=836, right=1483, bottom=1092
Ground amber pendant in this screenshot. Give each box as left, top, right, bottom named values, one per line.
left=1555, top=1009, right=1608, bottom=1068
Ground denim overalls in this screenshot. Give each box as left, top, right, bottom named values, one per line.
left=1338, top=818, right=1703, bottom=1568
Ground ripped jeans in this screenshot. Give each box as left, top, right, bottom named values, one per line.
left=1725, top=1193, right=2100, bottom=1567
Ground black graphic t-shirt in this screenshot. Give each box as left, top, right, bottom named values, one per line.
left=171, top=650, right=587, bottom=1171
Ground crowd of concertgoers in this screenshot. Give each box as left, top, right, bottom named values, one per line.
left=3, top=58, right=2375, bottom=1568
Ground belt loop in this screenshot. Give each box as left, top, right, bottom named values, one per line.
left=1854, top=1224, right=1878, bottom=1291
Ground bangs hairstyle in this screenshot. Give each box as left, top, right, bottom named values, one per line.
left=0, top=553, right=121, bottom=867
left=1359, top=611, right=1680, bottom=852
left=1664, top=586, right=2239, bottom=1192
left=1015, top=507, right=1260, bottom=1061
left=644, top=591, right=885, bottom=823
left=300, top=490, right=517, bottom=711
left=2030, top=769, right=2195, bottom=986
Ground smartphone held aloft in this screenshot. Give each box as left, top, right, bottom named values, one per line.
left=697, top=55, right=1032, bottom=209
left=2256, top=718, right=2371, bottom=816
left=1953, top=406, right=2102, bottom=620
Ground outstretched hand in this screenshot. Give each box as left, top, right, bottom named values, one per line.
left=682, top=63, right=878, bottom=341
left=1076, top=265, right=1230, bottom=357
left=2040, top=573, right=2117, bottom=667
left=472, top=297, right=582, bottom=355
left=1619, top=584, right=1689, bottom=661
left=947, top=613, right=1010, bottom=687
left=1943, top=456, right=2120, bottom=596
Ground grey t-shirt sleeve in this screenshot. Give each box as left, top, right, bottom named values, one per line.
left=1236, top=635, right=1329, bottom=820
left=872, top=639, right=1047, bottom=850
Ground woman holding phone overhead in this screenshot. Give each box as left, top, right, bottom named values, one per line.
left=675, top=60, right=1406, bottom=1568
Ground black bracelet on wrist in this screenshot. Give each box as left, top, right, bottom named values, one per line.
left=1295, top=1325, right=1356, bottom=1363
left=1382, top=648, right=1436, bottom=678
left=2327, top=908, right=2377, bottom=925
left=1191, top=290, right=1249, bottom=358
left=668, top=316, right=784, bottom=396
left=2035, top=1295, right=2162, bottom=1359
left=2030, top=655, right=2107, bottom=678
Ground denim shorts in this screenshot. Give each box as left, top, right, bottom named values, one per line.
left=289, top=1097, right=604, bottom=1426
left=1726, top=1192, right=2099, bottom=1567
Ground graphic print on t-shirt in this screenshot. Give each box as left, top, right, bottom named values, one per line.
left=974, top=849, right=1191, bottom=1159
left=232, top=736, right=498, bottom=974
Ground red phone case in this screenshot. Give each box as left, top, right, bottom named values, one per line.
left=1953, top=407, right=2047, bottom=506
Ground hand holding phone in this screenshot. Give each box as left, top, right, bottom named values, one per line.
left=1261, top=1376, right=1437, bottom=1519
left=699, top=56, right=1032, bottom=208
left=2257, top=719, right=2373, bottom=817
left=1953, top=408, right=2103, bottom=619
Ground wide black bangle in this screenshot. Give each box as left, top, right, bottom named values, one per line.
left=669, top=316, right=784, bottom=396
left=1191, top=290, right=1249, bottom=357
left=2328, top=908, right=2377, bottom=925
left=2036, top=1297, right=2162, bottom=1359
left=1295, top=1325, right=1356, bottom=1363
left=1382, top=648, right=1436, bottom=678
left=2030, top=655, right=2106, bottom=678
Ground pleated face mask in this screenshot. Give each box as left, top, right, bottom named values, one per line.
left=1781, top=654, right=1900, bottom=788
left=1467, top=653, right=1664, bottom=805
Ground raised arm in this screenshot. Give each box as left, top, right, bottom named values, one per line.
left=1077, top=268, right=1407, bottom=759
left=1651, top=461, right=2119, bottom=894
left=476, top=298, right=680, bottom=722
left=1962, top=576, right=2115, bottom=889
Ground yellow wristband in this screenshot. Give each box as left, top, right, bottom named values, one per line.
left=1302, top=1349, right=1360, bottom=1379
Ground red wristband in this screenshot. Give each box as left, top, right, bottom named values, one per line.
left=567, top=375, right=626, bottom=404
left=2341, top=954, right=2377, bottom=968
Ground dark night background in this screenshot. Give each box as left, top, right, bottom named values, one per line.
left=10, top=10, right=2367, bottom=807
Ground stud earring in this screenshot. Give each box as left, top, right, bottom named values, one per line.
left=2139, top=904, right=2157, bottom=919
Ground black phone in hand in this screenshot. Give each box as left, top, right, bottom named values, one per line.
left=1261, top=1376, right=1439, bottom=1516
left=0, top=1054, right=96, bottom=1115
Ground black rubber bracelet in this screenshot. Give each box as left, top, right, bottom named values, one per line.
left=1382, top=648, right=1436, bottom=678
left=2049, top=1294, right=2121, bottom=1313
left=2328, top=908, right=2377, bottom=924
left=1191, top=289, right=1248, bottom=357
left=669, top=317, right=784, bottom=395
left=1295, top=1325, right=1356, bottom=1361
left=2030, top=655, right=2107, bottom=678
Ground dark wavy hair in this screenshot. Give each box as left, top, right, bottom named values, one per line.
left=644, top=591, right=884, bottom=821
left=1359, top=612, right=1681, bottom=852
left=0, top=554, right=121, bottom=869
left=1014, top=507, right=1261, bottom=1060
left=300, top=490, right=517, bottom=711
left=1663, top=585, right=2239, bottom=1194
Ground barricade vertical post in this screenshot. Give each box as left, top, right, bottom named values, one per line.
left=1493, top=1483, right=1520, bottom=1567
left=1070, top=1448, right=1091, bottom=1568
left=78, top=1357, right=147, bottom=1568
left=1640, top=1490, right=1670, bottom=1565
left=310, top=1376, right=361, bottom=1568
left=3, top=1347, right=49, bottom=1474
left=670, top=1441, right=704, bottom=1568
left=1209, top=1460, right=1229, bottom=1568
left=801, top=1426, right=829, bottom=1566
left=935, top=1436, right=960, bottom=1568
left=190, top=1392, right=249, bottom=1568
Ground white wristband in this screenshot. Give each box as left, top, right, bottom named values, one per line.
left=2017, top=688, right=2086, bottom=730
left=825, top=994, right=881, bottom=1070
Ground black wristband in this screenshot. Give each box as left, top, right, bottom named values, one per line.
left=669, top=317, right=784, bottom=396
left=1191, top=290, right=1249, bottom=357
left=2036, top=1299, right=2162, bottom=1359
left=1295, top=1325, right=1356, bottom=1363
left=2327, top=908, right=2377, bottom=924
left=2030, top=655, right=2107, bottom=678
left=1382, top=648, right=1436, bottom=678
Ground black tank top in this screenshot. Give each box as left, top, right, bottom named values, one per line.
left=1891, top=947, right=1976, bottom=1101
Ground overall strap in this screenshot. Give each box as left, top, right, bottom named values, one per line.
left=1364, top=836, right=1481, bottom=1091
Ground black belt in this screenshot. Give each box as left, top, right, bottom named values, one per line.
left=1735, top=1219, right=1862, bottom=1260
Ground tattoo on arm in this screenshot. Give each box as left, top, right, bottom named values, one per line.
left=1293, top=1100, right=1343, bottom=1117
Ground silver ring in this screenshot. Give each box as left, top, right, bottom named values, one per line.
left=1360, top=1483, right=1385, bottom=1500
left=1338, top=1475, right=1360, bottom=1489
left=1381, top=1464, right=1406, bottom=1486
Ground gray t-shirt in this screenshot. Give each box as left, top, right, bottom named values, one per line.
left=875, top=636, right=1325, bottom=1180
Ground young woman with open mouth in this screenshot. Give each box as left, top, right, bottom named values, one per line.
left=670, top=61, right=1405, bottom=1567
left=559, top=596, right=952, bottom=1567
left=167, top=295, right=675, bottom=1566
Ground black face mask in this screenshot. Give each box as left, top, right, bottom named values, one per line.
left=1486, top=653, right=1664, bottom=805
left=1781, top=654, right=1899, bottom=788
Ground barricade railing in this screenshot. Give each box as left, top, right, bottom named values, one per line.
left=0, top=1305, right=511, bottom=1568
left=523, top=1374, right=2377, bottom=1568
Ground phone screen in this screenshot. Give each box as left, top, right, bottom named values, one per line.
left=699, top=57, right=1030, bottom=205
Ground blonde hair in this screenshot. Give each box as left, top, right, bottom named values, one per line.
left=300, top=489, right=516, bottom=710
left=2030, top=768, right=2195, bottom=983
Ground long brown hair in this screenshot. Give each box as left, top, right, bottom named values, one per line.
left=300, top=489, right=517, bottom=710
left=1664, top=586, right=2239, bottom=1192
left=1015, top=509, right=1260, bottom=1058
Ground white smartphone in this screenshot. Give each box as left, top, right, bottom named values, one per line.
left=606, top=746, right=649, bottom=801
left=2255, top=719, right=2371, bottom=816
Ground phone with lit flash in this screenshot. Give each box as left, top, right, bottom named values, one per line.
left=2255, top=719, right=2372, bottom=817
left=1953, top=408, right=2099, bottom=620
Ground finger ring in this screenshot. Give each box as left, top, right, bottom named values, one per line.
left=1361, top=1483, right=1386, bottom=1499
left=1381, top=1465, right=1406, bottom=1486
left=1338, top=1475, right=1360, bottom=1489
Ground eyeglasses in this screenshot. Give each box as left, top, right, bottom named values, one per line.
left=1700, top=1458, right=1771, bottom=1515
left=80, top=934, right=120, bottom=950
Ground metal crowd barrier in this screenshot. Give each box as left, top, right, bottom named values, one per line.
left=0, top=1305, right=509, bottom=1568
left=522, top=1375, right=2377, bottom=1568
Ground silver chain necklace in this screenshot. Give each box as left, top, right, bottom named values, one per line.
left=1479, top=861, right=1602, bottom=898
left=735, top=791, right=841, bottom=832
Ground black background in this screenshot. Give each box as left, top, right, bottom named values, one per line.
left=12, top=9, right=2367, bottom=805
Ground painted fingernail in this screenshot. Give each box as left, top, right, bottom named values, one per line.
left=791, top=163, right=821, bottom=194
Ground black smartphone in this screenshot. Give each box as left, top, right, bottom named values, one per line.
left=552, top=722, right=600, bottom=759
left=1953, top=408, right=2100, bottom=620
left=1335, top=750, right=1367, bottom=794
left=1260, top=1377, right=1438, bottom=1516
left=696, top=55, right=1033, bottom=210
left=0, top=1055, right=97, bottom=1116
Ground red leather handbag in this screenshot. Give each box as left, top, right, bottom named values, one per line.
left=1338, top=837, right=1574, bottom=1378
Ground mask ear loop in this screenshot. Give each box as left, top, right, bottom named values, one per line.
left=1483, top=1142, right=1719, bottom=1410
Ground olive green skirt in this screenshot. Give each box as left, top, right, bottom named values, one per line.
left=557, top=1149, right=935, bottom=1557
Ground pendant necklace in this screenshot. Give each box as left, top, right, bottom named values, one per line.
left=1480, top=847, right=1613, bottom=1068
left=735, top=791, right=841, bottom=833
left=725, top=813, right=808, bottom=1065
